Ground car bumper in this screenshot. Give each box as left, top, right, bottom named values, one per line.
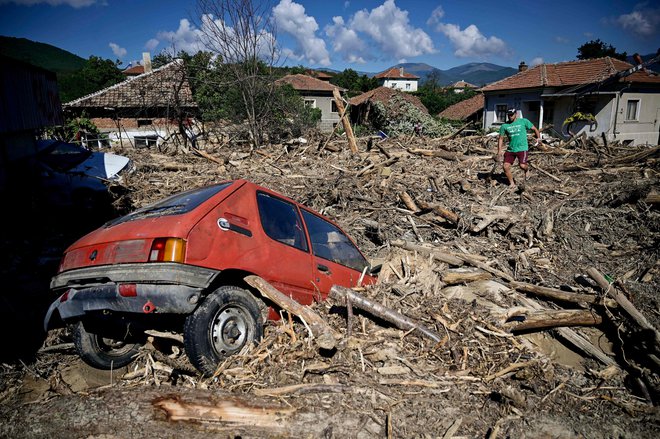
left=45, top=263, right=220, bottom=330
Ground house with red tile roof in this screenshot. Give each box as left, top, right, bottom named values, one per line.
left=276, top=74, right=346, bottom=132
left=65, top=59, right=197, bottom=147
left=447, top=80, right=477, bottom=94
left=375, top=67, right=419, bottom=92
left=122, top=64, right=145, bottom=77
left=480, top=57, right=660, bottom=146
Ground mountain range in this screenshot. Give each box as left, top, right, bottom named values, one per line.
left=0, top=35, right=86, bottom=74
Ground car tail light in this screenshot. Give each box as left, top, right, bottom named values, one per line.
left=148, top=238, right=186, bottom=263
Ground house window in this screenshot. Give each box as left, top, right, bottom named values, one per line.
left=405, top=83, right=411, bottom=90
left=495, top=104, right=508, bottom=123
left=134, top=135, right=158, bottom=148
left=625, top=99, right=639, bottom=121
left=304, top=99, right=316, bottom=109
left=137, top=119, right=153, bottom=127
left=331, top=101, right=338, bottom=113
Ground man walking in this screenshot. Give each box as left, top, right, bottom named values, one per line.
left=497, top=108, right=541, bottom=188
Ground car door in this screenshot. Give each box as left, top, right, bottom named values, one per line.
left=300, top=209, right=370, bottom=298
left=255, top=192, right=317, bottom=304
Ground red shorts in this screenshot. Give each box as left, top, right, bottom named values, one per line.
left=504, top=151, right=528, bottom=165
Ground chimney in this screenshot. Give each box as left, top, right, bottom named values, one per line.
left=518, top=61, right=528, bottom=72
left=143, top=52, right=152, bottom=73
left=399, top=66, right=404, bottom=76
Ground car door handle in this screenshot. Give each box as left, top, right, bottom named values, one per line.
left=317, top=264, right=331, bottom=274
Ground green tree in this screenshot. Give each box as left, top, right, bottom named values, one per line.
left=330, top=68, right=378, bottom=95
left=577, top=39, right=627, bottom=61
left=59, top=56, right=124, bottom=102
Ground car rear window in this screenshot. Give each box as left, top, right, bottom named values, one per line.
left=105, top=182, right=233, bottom=227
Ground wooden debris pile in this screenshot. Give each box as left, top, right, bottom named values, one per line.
left=2, top=128, right=659, bottom=438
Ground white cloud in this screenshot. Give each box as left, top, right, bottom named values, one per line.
left=108, top=42, right=126, bottom=58
left=272, top=0, right=330, bottom=66
left=325, top=16, right=368, bottom=63
left=156, top=18, right=204, bottom=54
left=435, top=22, right=509, bottom=58
left=613, top=7, right=659, bottom=37
left=531, top=57, right=544, bottom=66
left=426, top=6, right=445, bottom=26
left=0, top=0, right=100, bottom=7
left=349, top=0, right=435, bottom=60
left=554, top=36, right=569, bottom=44
left=144, top=38, right=160, bottom=51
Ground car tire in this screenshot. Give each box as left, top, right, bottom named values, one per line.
left=184, top=285, right=263, bottom=377
left=71, top=320, right=141, bottom=369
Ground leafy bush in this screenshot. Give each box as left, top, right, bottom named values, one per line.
left=371, top=95, right=453, bottom=137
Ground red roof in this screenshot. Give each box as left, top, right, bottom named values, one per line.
left=438, top=94, right=484, bottom=120
left=276, top=74, right=344, bottom=92
left=480, top=57, right=634, bottom=92
left=123, top=65, right=145, bottom=76
left=375, top=67, right=419, bottom=80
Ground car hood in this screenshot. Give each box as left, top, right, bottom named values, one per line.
left=71, top=151, right=131, bottom=180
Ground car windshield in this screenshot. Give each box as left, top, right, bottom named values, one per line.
left=105, top=182, right=233, bottom=227
left=38, top=141, right=92, bottom=171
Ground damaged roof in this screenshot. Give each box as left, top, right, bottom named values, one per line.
left=276, top=74, right=344, bottom=92
left=65, top=59, right=196, bottom=109
left=349, top=86, right=428, bottom=113
left=438, top=94, right=484, bottom=120
left=480, top=57, right=637, bottom=92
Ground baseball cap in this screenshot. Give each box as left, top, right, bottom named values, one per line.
left=507, top=108, right=517, bottom=115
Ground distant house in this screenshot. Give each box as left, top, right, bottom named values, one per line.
left=375, top=67, right=419, bottom=92
left=276, top=74, right=345, bottom=132
left=1, top=56, right=63, bottom=193
left=438, top=94, right=484, bottom=124
left=349, top=86, right=427, bottom=126
left=447, top=80, right=477, bottom=93
left=480, top=57, right=660, bottom=146
left=306, top=70, right=333, bottom=82
left=64, top=58, right=197, bottom=147
left=122, top=64, right=145, bottom=77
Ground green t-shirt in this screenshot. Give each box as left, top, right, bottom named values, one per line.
left=499, top=118, right=533, bottom=152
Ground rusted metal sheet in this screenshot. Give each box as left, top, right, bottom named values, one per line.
left=0, top=56, right=63, bottom=133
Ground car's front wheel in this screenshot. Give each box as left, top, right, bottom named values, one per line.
left=184, top=285, right=263, bottom=377
left=71, top=321, right=142, bottom=369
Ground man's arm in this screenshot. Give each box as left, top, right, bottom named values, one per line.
left=531, top=125, right=541, bottom=145
left=497, top=135, right=504, bottom=159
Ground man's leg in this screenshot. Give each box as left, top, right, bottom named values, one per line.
left=503, top=162, right=516, bottom=187
left=519, top=151, right=529, bottom=183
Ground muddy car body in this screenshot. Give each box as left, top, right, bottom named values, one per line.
left=45, top=180, right=376, bottom=375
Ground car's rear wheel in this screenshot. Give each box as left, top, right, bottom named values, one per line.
left=184, top=285, right=263, bottom=377
left=71, top=320, right=141, bottom=369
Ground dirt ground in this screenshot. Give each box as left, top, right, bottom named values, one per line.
left=1, top=131, right=659, bottom=438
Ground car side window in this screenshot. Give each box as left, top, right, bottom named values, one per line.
left=257, top=192, right=308, bottom=252
left=301, top=210, right=368, bottom=272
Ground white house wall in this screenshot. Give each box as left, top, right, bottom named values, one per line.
left=308, top=95, right=340, bottom=132
left=382, top=79, right=418, bottom=92
left=613, top=91, right=660, bottom=146
left=483, top=91, right=542, bottom=129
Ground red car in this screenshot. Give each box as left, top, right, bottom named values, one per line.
left=45, top=180, right=377, bottom=376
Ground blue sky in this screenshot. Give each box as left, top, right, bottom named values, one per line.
left=1, top=0, right=658, bottom=72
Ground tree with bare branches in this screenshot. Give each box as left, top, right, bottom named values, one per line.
left=195, top=0, right=280, bottom=147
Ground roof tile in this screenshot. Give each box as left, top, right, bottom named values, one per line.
left=438, top=94, right=484, bottom=120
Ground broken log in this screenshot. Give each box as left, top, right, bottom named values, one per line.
left=442, top=268, right=492, bottom=285
left=332, top=88, right=358, bottom=154
left=329, top=285, right=443, bottom=343
left=509, top=281, right=618, bottom=308
left=586, top=267, right=660, bottom=345
left=245, top=275, right=338, bottom=350
left=416, top=201, right=460, bottom=224
left=507, top=309, right=602, bottom=332
left=390, top=240, right=464, bottom=266
left=399, top=191, right=420, bottom=212
left=515, top=295, right=617, bottom=366
left=153, top=395, right=295, bottom=428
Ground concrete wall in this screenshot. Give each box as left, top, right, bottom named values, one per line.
left=613, top=91, right=660, bottom=146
